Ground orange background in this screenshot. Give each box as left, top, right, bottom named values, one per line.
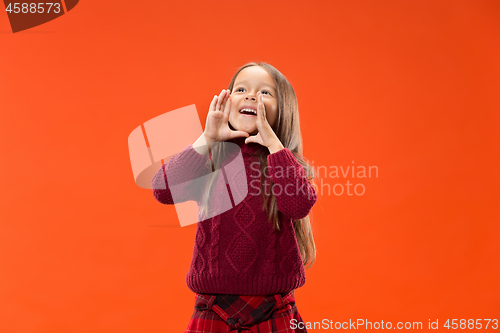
left=1, top=1, right=499, bottom=332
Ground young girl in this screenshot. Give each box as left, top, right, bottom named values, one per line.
left=151, top=62, right=317, bottom=332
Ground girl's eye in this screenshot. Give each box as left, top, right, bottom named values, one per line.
left=234, top=87, right=272, bottom=95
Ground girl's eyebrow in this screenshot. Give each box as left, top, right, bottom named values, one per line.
left=234, top=80, right=276, bottom=90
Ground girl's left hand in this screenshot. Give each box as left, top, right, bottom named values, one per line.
left=244, top=92, right=284, bottom=154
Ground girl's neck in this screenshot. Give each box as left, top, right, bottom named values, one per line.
left=229, top=137, right=262, bottom=156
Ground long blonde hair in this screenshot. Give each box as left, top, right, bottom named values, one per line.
left=199, top=62, right=317, bottom=269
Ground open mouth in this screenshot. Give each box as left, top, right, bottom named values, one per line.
left=239, top=108, right=257, bottom=116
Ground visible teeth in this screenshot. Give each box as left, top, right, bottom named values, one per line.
left=241, top=108, right=257, bottom=114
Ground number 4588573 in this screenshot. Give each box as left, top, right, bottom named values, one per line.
left=6, top=3, right=61, bottom=14
left=443, top=319, right=498, bottom=329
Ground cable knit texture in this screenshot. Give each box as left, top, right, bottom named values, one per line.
left=151, top=137, right=317, bottom=295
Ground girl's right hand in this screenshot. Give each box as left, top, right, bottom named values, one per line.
left=203, top=89, right=249, bottom=144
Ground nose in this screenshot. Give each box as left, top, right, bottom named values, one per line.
left=244, top=93, right=257, bottom=102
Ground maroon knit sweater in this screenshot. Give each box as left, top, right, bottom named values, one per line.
left=151, top=137, right=317, bottom=295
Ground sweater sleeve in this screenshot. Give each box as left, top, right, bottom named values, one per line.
left=151, top=144, right=212, bottom=205
left=266, top=148, right=317, bottom=220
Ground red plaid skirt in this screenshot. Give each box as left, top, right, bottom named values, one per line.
left=185, top=290, right=308, bottom=333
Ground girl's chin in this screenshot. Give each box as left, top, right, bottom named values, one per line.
left=242, top=128, right=258, bottom=136
left=233, top=125, right=257, bottom=135
left=229, top=120, right=258, bottom=135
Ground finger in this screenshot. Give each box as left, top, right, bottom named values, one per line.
left=220, top=89, right=229, bottom=112
left=209, top=95, right=218, bottom=112
left=255, top=92, right=261, bottom=120
left=245, top=133, right=262, bottom=145
left=229, top=130, right=249, bottom=140
left=256, top=93, right=267, bottom=123
left=260, top=93, right=267, bottom=120
left=215, top=89, right=225, bottom=111
left=245, top=135, right=255, bottom=144
left=223, top=94, right=231, bottom=117
left=217, top=89, right=227, bottom=111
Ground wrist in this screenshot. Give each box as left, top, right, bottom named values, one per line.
left=193, top=133, right=211, bottom=156
left=203, top=133, right=211, bottom=145
left=268, top=142, right=284, bottom=154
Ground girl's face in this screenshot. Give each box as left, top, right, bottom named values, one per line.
left=229, top=66, right=279, bottom=135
